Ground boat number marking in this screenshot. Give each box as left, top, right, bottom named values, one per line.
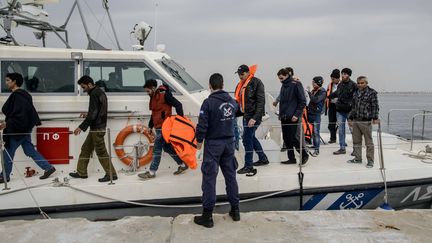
left=339, top=193, right=364, bottom=209
left=43, top=133, right=60, bottom=141
left=401, top=186, right=432, bottom=203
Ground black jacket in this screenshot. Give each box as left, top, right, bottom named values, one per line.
left=307, top=87, right=326, bottom=114
left=2, top=89, right=41, bottom=146
left=329, top=79, right=357, bottom=112
left=2, top=89, right=41, bottom=133
left=196, top=90, right=239, bottom=143
left=238, top=77, right=265, bottom=122
left=79, top=86, right=108, bottom=131
left=279, top=77, right=306, bottom=120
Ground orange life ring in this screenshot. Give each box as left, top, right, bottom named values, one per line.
left=114, top=124, right=155, bottom=167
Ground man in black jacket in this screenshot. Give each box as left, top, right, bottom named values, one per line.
left=0, top=73, right=56, bottom=183
left=325, top=69, right=340, bottom=143
left=234, top=65, right=268, bottom=176
left=278, top=68, right=309, bottom=165
left=194, top=73, right=240, bottom=228
left=69, top=76, right=117, bottom=182
left=328, top=68, right=357, bottom=155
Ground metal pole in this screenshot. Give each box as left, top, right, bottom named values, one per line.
left=387, top=112, right=391, bottom=133
left=422, top=110, right=426, bottom=140
left=377, top=122, right=389, bottom=205
left=134, top=144, right=139, bottom=172
left=75, top=0, right=94, bottom=50
left=410, top=116, right=415, bottom=151
left=102, top=0, right=122, bottom=50
left=0, top=131, right=10, bottom=190
left=107, top=128, right=114, bottom=185
left=298, top=117, right=304, bottom=210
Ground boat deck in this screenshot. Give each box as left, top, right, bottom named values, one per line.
left=1, top=132, right=432, bottom=215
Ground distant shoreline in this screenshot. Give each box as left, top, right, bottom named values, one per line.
left=379, top=91, right=432, bottom=94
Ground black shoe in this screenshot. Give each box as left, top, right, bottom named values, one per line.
left=333, top=149, right=346, bottom=155
left=366, top=160, right=374, bottom=168
left=253, top=159, right=269, bottom=166
left=173, top=165, right=188, bottom=175
left=280, top=147, right=287, bottom=152
left=301, top=155, right=309, bottom=166
left=194, top=211, right=214, bottom=228
left=328, top=140, right=336, bottom=144
left=40, top=167, right=56, bottom=180
left=311, top=150, right=319, bottom=157
left=229, top=205, right=240, bottom=221
left=98, top=175, right=118, bottom=182
left=0, top=176, right=10, bottom=184
left=237, top=166, right=257, bottom=176
left=69, top=172, right=88, bottom=179
left=347, top=158, right=362, bottom=164
left=281, top=159, right=297, bottom=164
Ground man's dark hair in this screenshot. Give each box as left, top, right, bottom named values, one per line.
left=143, top=79, right=158, bottom=89
left=209, top=73, right=223, bottom=90
left=77, top=75, right=94, bottom=85
left=277, top=68, right=290, bottom=76
left=285, top=67, right=294, bottom=76
left=6, top=73, right=23, bottom=87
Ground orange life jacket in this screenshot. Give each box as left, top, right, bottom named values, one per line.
left=150, top=85, right=172, bottom=128
left=325, top=82, right=333, bottom=115
left=302, top=108, right=313, bottom=140
left=234, top=65, right=257, bottom=112
left=161, top=115, right=197, bottom=169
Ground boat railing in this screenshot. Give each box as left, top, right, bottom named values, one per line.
left=410, top=112, right=432, bottom=151
left=387, top=109, right=431, bottom=135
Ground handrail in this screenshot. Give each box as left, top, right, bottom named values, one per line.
left=410, top=113, right=432, bottom=151
left=387, top=109, right=431, bottom=133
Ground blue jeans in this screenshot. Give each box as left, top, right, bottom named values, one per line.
left=149, top=129, right=184, bottom=172
left=1, top=135, right=53, bottom=178
left=336, top=112, right=350, bottom=150
left=242, top=119, right=267, bottom=168
left=309, top=113, right=321, bottom=151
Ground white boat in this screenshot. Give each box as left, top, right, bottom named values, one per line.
left=0, top=0, right=432, bottom=221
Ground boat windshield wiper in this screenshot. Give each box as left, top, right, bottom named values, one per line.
left=160, top=59, right=187, bottom=85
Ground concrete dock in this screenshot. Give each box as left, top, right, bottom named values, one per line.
left=1, top=210, right=431, bottom=243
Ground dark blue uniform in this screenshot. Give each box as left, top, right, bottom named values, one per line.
left=196, top=90, right=239, bottom=211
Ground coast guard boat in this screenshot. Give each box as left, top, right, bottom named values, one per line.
left=0, top=0, right=431, bottom=221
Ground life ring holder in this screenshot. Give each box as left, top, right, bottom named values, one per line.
left=114, top=124, right=155, bottom=167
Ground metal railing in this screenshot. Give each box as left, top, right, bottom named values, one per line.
left=410, top=113, right=432, bottom=151
left=387, top=109, right=431, bottom=136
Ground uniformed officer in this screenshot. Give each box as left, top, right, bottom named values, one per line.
left=194, top=73, right=240, bottom=228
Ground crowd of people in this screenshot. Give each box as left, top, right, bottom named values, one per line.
left=0, top=65, right=380, bottom=227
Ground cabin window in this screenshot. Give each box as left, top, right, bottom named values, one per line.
left=156, top=57, right=204, bottom=92
left=1, top=61, right=75, bottom=93
left=84, top=61, right=177, bottom=93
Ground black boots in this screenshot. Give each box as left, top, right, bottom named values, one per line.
left=229, top=205, right=240, bottom=221
left=194, top=210, right=214, bottom=228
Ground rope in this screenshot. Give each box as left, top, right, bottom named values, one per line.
left=4, top=149, right=51, bottom=219
left=64, top=183, right=292, bottom=208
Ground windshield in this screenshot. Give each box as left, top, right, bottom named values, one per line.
left=156, top=57, right=204, bottom=92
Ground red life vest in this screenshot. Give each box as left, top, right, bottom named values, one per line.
left=149, top=85, right=172, bottom=129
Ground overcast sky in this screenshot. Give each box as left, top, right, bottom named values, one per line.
left=3, top=0, right=432, bottom=92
